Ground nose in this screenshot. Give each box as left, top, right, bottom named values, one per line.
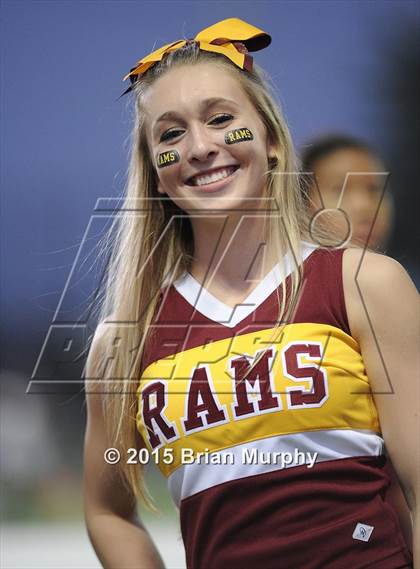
left=186, top=122, right=218, bottom=163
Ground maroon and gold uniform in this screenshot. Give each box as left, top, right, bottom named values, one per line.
left=136, top=244, right=412, bottom=568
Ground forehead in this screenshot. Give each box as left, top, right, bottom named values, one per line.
left=315, top=148, right=383, bottom=179
left=142, top=63, right=253, bottom=127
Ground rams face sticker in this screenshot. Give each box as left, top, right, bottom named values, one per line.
left=157, top=149, right=180, bottom=168
left=225, top=128, right=254, bottom=145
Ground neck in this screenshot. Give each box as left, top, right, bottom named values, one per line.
left=189, top=212, right=283, bottom=294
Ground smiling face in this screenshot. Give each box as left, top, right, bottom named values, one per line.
left=142, top=62, right=275, bottom=213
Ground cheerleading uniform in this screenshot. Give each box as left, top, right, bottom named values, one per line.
left=136, top=243, right=412, bottom=569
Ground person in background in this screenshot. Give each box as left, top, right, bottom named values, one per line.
left=300, top=134, right=394, bottom=251
left=301, top=132, right=412, bottom=548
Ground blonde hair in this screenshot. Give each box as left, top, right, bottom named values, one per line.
left=87, top=42, right=315, bottom=505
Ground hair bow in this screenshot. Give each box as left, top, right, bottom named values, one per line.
left=120, top=17, right=271, bottom=97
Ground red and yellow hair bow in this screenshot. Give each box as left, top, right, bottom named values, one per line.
left=121, top=17, right=271, bottom=97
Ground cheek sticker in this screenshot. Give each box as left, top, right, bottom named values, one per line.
left=157, top=149, right=180, bottom=168
left=225, top=127, right=254, bottom=145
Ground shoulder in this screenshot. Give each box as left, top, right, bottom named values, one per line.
left=342, top=247, right=407, bottom=282
left=342, top=248, right=418, bottom=342
left=342, top=247, right=414, bottom=299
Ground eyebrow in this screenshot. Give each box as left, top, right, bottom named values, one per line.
left=153, top=97, right=238, bottom=133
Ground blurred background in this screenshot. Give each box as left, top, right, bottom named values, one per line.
left=1, top=1, right=418, bottom=567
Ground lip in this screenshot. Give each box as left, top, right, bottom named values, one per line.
left=184, top=165, right=240, bottom=186
left=185, top=166, right=240, bottom=193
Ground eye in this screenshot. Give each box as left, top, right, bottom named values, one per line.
left=159, top=114, right=233, bottom=143
left=160, top=129, right=184, bottom=143
left=209, top=113, right=234, bottom=125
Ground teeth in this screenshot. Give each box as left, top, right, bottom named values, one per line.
left=191, top=167, right=237, bottom=187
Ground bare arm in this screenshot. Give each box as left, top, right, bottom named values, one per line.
left=83, top=323, right=165, bottom=569
left=343, top=249, right=419, bottom=567
left=386, top=458, right=413, bottom=549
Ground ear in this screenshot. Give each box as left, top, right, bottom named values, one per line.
left=267, top=144, right=278, bottom=170
left=266, top=135, right=277, bottom=161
